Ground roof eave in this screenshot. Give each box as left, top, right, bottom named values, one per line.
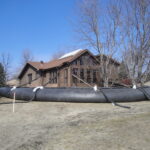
left=18, top=63, right=38, bottom=79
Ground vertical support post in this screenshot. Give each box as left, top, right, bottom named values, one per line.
left=68, top=66, right=72, bottom=87
left=11, top=86, right=17, bottom=113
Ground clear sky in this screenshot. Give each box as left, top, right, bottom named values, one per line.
left=0, top=0, right=80, bottom=68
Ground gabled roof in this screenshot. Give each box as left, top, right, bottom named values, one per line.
left=29, top=49, right=100, bottom=70
left=59, top=49, right=82, bottom=59
left=18, top=62, right=40, bottom=79
left=27, top=61, right=43, bottom=70
left=18, top=49, right=97, bottom=78
left=41, top=49, right=99, bottom=70
left=28, top=49, right=88, bottom=70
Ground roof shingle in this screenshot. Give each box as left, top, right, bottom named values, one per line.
left=28, top=49, right=87, bottom=70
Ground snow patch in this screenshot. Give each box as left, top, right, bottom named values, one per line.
left=59, top=49, right=83, bottom=59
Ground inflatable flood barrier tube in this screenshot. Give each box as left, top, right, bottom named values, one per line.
left=0, top=87, right=150, bottom=103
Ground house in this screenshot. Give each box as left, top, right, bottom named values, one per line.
left=18, top=49, right=120, bottom=87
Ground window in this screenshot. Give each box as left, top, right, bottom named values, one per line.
left=89, top=57, right=95, bottom=65
left=49, top=70, right=57, bottom=84
left=43, top=72, right=46, bottom=77
left=28, top=74, right=32, bottom=84
left=72, top=60, right=78, bottom=65
left=93, top=70, right=97, bottom=83
left=79, top=56, right=84, bottom=65
left=64, top=69, right=68, bottom=83
left=85, top=55, right=89, bottom=64
left=87, top=69, right=91, bottom=83
left=72, top=68, right=78, bottom=75
left=49, top=72, right=52, bottom=83
left=72, top=68, right=78, bottom=84
left=54, top=71, right=57, bottom=83
left=80, top=69, right=84, bottom=83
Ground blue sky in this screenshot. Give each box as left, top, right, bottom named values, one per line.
left=0, top=0, right=80, bottom=68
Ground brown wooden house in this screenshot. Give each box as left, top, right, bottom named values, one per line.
left=18, top=49, right=120, bottom=87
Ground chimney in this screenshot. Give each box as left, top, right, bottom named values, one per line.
left=40, top=61, right=44, bottom=64
left=40, top=61, right=44, bottom=68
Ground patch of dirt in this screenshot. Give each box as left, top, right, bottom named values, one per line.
left=0, top=97, right=150, bottom=150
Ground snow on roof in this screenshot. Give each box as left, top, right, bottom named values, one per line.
left=59, top=49, right=83, bottom=59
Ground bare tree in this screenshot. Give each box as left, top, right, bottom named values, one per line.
left=0, top=53, right=12, bottom=81
left=50, top=50, right=66, bottom=60
left=12, top=49, right=34, bottom=79
left=121, top=0, right=150, bottom=86
left=50, top=46, right=79, bottom=61
left=75, top=0, right=122, bottom=87
left=21, top=49, right=34, bottom=66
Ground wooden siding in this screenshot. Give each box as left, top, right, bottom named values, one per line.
left=69, top=52, right=100, bottom=87
left=19, top=65, right=41, bottom=87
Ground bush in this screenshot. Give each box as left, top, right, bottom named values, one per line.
left=0, top=63, right=6, bottom=87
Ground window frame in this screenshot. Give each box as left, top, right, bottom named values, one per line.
left=72, top=68, right=78, bottom=84
left=49, top=70, right=57, bottom=84
left=28, top=73, right=32, bottom=84
left=87, top=69, right=91, bottom=83
left=64, top=69, right=68, bottom=84
left=93, top=70, right=97, bottom=83
left=80, top=69, right=84, bottom=83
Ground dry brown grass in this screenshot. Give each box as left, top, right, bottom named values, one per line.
left=0, top=97, right=150, bottom=150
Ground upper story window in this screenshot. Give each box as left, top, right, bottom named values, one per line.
left=72, top=68, right=78, bottom=75
left=89, top=57, right=96, bottom=65
left=80, top=69, right=84, bottom=83
left=79, top=56, right=84, bottom=65
left=72, top=68, right=78, bottom=84
left=85, top=55, right=89, bottom=64
left=28, top=73, right=32, bottom=84
left=87, top=69, right=91, bottom=83
left=93, top=70, right=97, bottom=83
left=72, top=60, right=78, bottom=65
